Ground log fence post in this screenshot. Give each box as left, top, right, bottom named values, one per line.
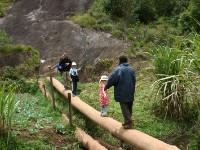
left=68, top=93, right=72, bottom=126
left=42, top=84, right=47, bottom=98
left=48, top=66, right=56, bottom=109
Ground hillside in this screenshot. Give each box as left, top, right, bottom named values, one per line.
left=0, top=0, right=128, bottom=75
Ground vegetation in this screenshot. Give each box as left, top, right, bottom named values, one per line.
left=70, top=0, right=200, bottom=149
left=0, top=81, right=19, bottom=146
left=0, top=0, right=15, bottom=17
left=0, top=29, right=12, bottom=45
left=0, top=0, right=199, bottom=149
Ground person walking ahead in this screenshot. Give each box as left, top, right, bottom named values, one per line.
left=59, top=51, right=72, bottom=88
left=104, top=55, right=136, bottom=129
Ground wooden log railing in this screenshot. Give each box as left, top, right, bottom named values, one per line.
left=46, top=77, right=180, bottom=150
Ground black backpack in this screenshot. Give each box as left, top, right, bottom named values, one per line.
left=57, top=59, right=64, bottom=72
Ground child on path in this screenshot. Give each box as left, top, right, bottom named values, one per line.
left=99, top=75, right=110, bottom=117
left=69, top=62, right=79, bottom=96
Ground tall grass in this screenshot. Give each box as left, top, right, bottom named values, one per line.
left=149, top=46, right=191, bottom=120
left=0, top=81, right=20, bottom=145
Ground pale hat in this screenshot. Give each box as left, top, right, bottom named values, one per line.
left=99, top=75, right=108, bottom=83
left=72, top=62, right=77, bottom=66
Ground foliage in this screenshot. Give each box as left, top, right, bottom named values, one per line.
left=94, top=58, right=113, bottom=74
left=72, top=13, right=96, bottom=28
left=105, top=0, right=133, bottom=19
left=2, top=66, right=20, bottom=80
left=188, top=33, right=200, bottom=73
left=179, top=0, right=200, bottom=33
left=0, top=3, right=5, bottom=17
left=0, top=45, right=40, bottom=78
left=149, top=47, right=186, bottom=119
left=0, top=81, right=20, bottom=145
left=0, top=92, right=79, bottom=150
left=0, top=0, right=15, bottom=17
left=133, top=0, right=157, bottom=24
left=0, top=28, right=12, bottom=45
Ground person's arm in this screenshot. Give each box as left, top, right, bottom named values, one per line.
left=69, top=69, right=72, bottom=81
left=102, top=84, right=106, bottom=97
left=105, top=69, right=119, bottom=90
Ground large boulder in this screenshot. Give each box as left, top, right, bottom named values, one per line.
left=1, top=0, right=127, bottom=74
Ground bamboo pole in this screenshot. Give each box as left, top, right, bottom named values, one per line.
left=47, top=77, right=180, bottom=150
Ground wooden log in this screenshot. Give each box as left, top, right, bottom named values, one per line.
left=75, top=127, right=108, bottom=150
left=47, top=77, right=180, bottom=150
left=39, top=80, right=107, bottom=149
left=38, top=81, right=58, bottom=107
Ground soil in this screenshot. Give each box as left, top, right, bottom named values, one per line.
left=13, top=124, right=72, bottom=149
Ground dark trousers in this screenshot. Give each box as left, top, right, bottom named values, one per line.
left=72, top=81, right=77, bottom=95
left=120, top=101, right=133, bottom=125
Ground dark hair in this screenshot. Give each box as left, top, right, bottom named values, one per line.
left=119, top=55, right=128, bottom=64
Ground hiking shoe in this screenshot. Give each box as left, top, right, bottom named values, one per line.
left=101, top=114, right=108, bottom=117
left=122, top=122, right=134, bottom=126
left=122, top=122, right=128, bottom=126
left=123, top=124, right=134, bottom=129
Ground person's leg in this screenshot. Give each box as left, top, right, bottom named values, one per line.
left=72, top=81, right=75, bottom=96
left=74, top=81, right=77, bottom=95
left=65, top=71, right=70, bottom=88
left=120, top=102, right=133, bottom=125
left=101, top=106, right=104, bottom=115
left=101, top=105, right=108, bottom=116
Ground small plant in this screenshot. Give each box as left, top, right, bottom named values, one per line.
left=0, top=81, right=20, bottom=145
left=0, top=3, right=5, bottom=17
left=148, top=46, right=190, bottom=120
left=0, top=28, right=12, bottom=45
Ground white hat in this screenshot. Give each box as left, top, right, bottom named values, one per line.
left=72, top=62, right=77, bottom=66
left=100, top=75, right=108, bottom=82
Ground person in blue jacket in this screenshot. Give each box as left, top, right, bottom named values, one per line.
left=104, top=55, right=136, bottom=129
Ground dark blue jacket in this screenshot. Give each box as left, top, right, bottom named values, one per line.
left=105, top=63, right=136, bottom=102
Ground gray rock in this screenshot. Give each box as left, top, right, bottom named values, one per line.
left=1, top=0, right=127, bottom=74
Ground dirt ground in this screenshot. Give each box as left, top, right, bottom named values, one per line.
left=14, top=124, right=72, bottom=149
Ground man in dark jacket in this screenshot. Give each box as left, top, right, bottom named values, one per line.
left=104, top=55, right=136, bottom=129
left=59, top=51, right=72, bottom=88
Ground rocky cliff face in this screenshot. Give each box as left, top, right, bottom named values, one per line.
left=1, top=0, right=127, bottom=74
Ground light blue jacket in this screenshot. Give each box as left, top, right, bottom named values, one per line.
left=105, top=63, right=136, bottom=102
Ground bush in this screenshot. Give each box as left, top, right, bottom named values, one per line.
left=0, top=3, right=5, bottom=17
left=0, top=45, right=40, bottom=78
left=133, top=0, right=157, bottom=24
left=2, top=66, right=21, bottom=80
left=149, top=46, right=192, bottom=120
left=179, top=0, right=200, bottom=33
left=0, top=28, right=12, bottom=45
left=105, top=0, right=133, bottom=19
left=72, top=13, right=96, bottom=28
left=94, top=58, right=113, bottom=76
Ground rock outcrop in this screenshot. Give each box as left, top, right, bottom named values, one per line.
left=1, top=0, right=127, bottom=74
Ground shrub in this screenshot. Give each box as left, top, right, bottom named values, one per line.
left=133, top=0, right=157, bottom=24
left=72, top=13, right=96, bottom=28
left=2, top=66, right=20, bottom=80
left=0, top=45, right=40, bottom=78
left=95, top=58, right=113, bottom=72
left=105, top=0, right=133, bottom=19
left=0, top=28, right=12, bottom=45
left=179, top=0, right=200, bottom=33
left=149, top=46, right=190, bottom=120
left=0, top=81, right=20, bottom=145
left=0, top=3, right=5, bottom=17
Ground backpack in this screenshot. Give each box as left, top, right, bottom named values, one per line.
left=57, top=59, right=64, bottom=72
